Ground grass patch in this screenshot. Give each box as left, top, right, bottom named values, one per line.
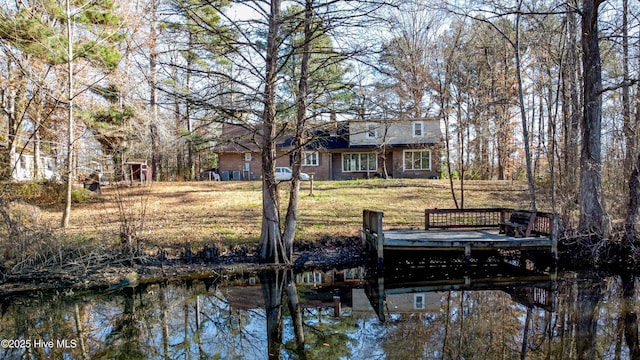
left=31, top=179, right=533, bottom=249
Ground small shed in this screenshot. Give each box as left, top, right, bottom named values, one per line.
left=123, top=160, right=152, bottom=185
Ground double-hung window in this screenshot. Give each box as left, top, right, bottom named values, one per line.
left=413, top=121, right=424, bottom=137
left=403, top=150, right=431, bottom=170
left=414, top=294, right=426, bottom=309
left=342, top=153, right=378, bottom=172
left=366, top=123, right=378, bottom=138
left=302, top=151, right=319, bottom=166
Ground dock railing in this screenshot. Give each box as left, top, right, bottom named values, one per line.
left=425, top=208, right=508, bottom=230
left=425, top=208, right=558, bottom=262
left=424, top=208, right=558, bottom=240
left=363, top=210, right=384, bottom=267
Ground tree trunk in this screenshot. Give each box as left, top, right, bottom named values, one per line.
left=259, top=0, right=287, bottom=264
left=575, top=276, right=603, bottom=360
left=285, top=270, right=306, bottom=358
left=283, top=0, right=312, bottom=255
left=564, top=4, right=581, bottom=194
left=174, top=90, right=182, bottom=180
left=34, top=124, right=42, bottom=179
left=61, top=0, right=74, bottom=228
left=261, top=270, right=285, bottom=360
left=149, top=0, right=161, bottom=182
left=626, top=152, right=640, bottom=242
left=186, top=31, right=195, bottom=181
left=6, top=81, right=18, bottom=181
left=578, top=0, right=608, bottom=237
left=622, top=0, right=636, bottom=180
left=622, top=274, right=640, bottom=359
left=444, top=117, right=458, bottom=207
left=514, top=7, right=536, bottom=211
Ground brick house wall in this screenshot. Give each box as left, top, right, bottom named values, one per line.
left=299, top=151, right=332, bottom=180
left=217, top=152, right=261, bottom=180
left=218, top=151, right=334, bottom=180
left=390, top=147, right=440, bottom=179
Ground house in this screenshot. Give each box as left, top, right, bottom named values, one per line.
left=1, top=151, right=59, bottom=181
left=1, top=141, right=61, bottom=181
left=213, top=118, right=442, bottom=181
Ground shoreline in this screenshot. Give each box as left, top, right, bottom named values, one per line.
left=0, top=238, right=366, bottom=296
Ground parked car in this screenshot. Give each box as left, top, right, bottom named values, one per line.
left=201, top=169, right=221, bottom=181
left=275, top=167, right=310, bottom=181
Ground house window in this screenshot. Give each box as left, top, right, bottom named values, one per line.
left=46, top=158, right=56, bottom=171
left=366, top=123, right=378, bottom=138
left=342, top=153, right=377, bottom=172
left=414, top=294, right=425, bottom=309
left=404, top=150, right=431, bottom=170
left=413, top=121, right=424, bottom=137
left=302, top=151, right=319, bottom=166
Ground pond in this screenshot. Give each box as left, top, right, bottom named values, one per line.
left=0, top=262, right=638, bottom=359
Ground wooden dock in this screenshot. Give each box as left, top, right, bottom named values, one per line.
left=363, top=208, right=558, bottom=269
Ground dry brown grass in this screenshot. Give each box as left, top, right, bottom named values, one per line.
left=37, top=179, right=532, bottom=250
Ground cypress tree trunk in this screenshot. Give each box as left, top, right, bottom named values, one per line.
left=259, top=0, right=288, bottom=264
left=282, top=0, right=312, bottom=256
left=578, top=0, right=608, bottom=238
left=625, top=152, right=640, bottom=242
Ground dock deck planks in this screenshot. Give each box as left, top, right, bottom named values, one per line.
left=383, top=229, right=554, bottom=251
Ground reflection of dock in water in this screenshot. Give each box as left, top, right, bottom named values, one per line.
left=362, top=261, right=557, bottom=322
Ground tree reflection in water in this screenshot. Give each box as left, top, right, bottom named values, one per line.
left=3, top=269, right=640, bottom=358
left=622, top=273, right=640, bottom=359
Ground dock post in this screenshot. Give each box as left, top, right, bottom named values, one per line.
left=363, top=210, right=385, bottom=270
left=376, top=212, right=384, bottom=270
left=551, top=213, right=559, bottom=263
left=425, top=210, right=430, bottom=230
left=464, top=245, right=471, bottom=265
left=333, top=296, right=341, bottom=317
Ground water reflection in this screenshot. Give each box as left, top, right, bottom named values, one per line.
left=364, top=260, right=557, bottom=323
left=1, top=266, right=640, bottom=359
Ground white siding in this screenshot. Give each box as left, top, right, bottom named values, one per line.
left=349, top=119, right=441, bottom=146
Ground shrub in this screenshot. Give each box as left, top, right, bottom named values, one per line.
left=72, top=188, right=93, bottom=203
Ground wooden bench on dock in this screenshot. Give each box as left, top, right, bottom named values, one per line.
left=499, top=211, right=536, bottom=238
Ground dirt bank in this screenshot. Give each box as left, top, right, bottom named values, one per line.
left=0, top=236, right=366, bottom=296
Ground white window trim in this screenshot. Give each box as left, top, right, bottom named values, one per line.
left=342, top=153, right=378, bottom=173
left=413, top=121, right=424, bottom=138
left=302, top=151, right=319, bottom=166
left=366, top=123, right=378, bottom=139
left=403, top=150, right=432, bottom=171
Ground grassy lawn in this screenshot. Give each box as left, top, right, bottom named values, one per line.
left=38, top=179, right=532, bottom=251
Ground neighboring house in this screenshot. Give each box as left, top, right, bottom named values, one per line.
left=1, top=144, right=60, bottom=181
left=214, top=118, right=442, bottom=181
left=12, top=153, right=59, bottom=181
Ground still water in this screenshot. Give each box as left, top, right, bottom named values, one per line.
left=0, top=263, right=637, bottom=359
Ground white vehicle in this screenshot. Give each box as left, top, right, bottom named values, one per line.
left=275, top=167, right=310, bottom=181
